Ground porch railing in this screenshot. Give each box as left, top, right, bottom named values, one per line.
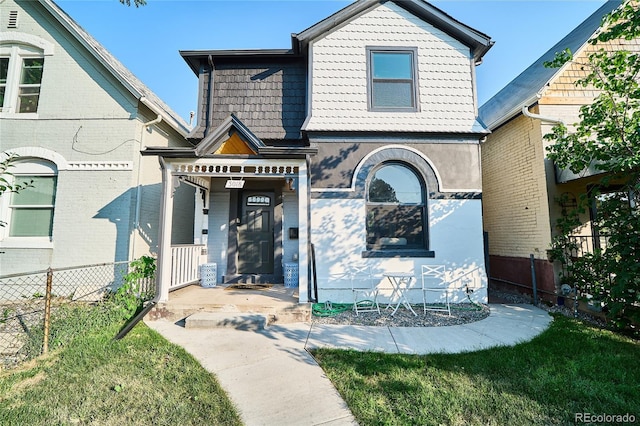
left=567, top=234, right=610, bottom=258
left=170, top=244, right=206, bottom=290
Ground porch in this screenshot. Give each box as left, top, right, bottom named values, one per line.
left=147, top=283, right=311, bottom=325
left=148, top=154, right=311, bottom=304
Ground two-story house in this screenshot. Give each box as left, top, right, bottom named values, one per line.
left=0, top=0, right=191, bottom=275
left=144, top=0, right=493, bottom=304
left=479, top=0, right=638, bottom=301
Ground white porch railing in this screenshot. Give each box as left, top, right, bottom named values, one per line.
left=170, top=244, right=206, bottom=290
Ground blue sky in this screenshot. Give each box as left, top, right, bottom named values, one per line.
left=57, top=0, right=608, bottom=124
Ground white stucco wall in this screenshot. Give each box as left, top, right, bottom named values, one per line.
left=305, top=2, right=482, bottom=133
left=310, top=197, right=487, bottom=305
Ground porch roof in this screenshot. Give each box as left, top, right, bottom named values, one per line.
left=141, top=145, right=318, bottom=159
left=142, top=112, right=318, bottom=158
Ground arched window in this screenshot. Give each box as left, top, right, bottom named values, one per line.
left=5, top=159, right=57, bottom=238
left=366, top=162, right=426, bottom=250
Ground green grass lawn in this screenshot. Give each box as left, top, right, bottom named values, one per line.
left=0, top=319, right=242, bottom=426
left=313, top=315, right=640, bottom=426
left=3, top=307, right=638, bottom=426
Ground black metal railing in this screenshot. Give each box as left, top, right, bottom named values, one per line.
left=566, top=234, right=610, bottom=258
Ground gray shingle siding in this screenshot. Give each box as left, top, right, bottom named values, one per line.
left=210, top=61, right=307, bottom=140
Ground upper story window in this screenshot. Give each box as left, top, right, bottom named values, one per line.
left=366, top=162, right=426, bottom=251
left=367, top=47, right=418, bottom=111
left=0, top=44, right=45, bottom=114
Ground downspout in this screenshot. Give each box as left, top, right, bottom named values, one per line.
left=129, top=98, right=163, bottom=261
left=140, top=95, right=188, bottom=138
left=141, top=96, right=163, bottom=128
left=521, top=104, right=564, bottom=125
left=115, top=156, right=170, bottom=340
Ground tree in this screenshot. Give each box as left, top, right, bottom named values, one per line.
left=0, top=153, right=33, bottom=228
left=0, top=153, right=32, bottom=197
left=119, top=0, right=147, bottom=7
left=544, top=1, right=640, bottom=333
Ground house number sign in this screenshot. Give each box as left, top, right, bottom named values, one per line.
left=247, top=196, right=271, bottom=206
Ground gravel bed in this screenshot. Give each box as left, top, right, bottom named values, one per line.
left=312, top=303, right=490, bottom=327
left=312, top=289, right=610, bottom=329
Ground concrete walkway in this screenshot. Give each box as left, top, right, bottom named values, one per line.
left=145, top=304, right=552, bottom=426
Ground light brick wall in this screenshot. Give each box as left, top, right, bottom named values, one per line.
left=0, top=0, right=187, bottom=274
left=481, top=113, right=552, bottom=260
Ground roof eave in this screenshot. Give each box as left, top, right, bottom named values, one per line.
left=141, top=147, right=198, bottom=157
left=180, top=49, right=302, bottom=75
left=293, top=0, right=493, bottom=61
left=38, top=0, right=190, bottom=138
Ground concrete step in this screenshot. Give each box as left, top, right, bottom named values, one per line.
left=185, top=312, right=267, bottom=330
left=148, top=304, right=312, bottom=324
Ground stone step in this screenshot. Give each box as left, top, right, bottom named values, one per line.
left=185, top=312, right=267, bottom=330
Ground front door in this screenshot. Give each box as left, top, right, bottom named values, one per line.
left=237, top=192, right=275, bottom=274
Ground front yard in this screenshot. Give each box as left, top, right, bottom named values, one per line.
left=1, top=307, right=637, bottom=425
left=313, top=315, right=640, bottom=425
left=0, top=311, right=242, bottom=426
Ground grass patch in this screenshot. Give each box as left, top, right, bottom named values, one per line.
left=0, top=311, right=241, bottom=426
left=313, top=315, right=640, bottom=425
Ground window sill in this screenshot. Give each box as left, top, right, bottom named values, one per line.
left=368, top=107, right=419, bottom=113
left=0, top=238, right=53, bottom=249
left=0, top=112, right=39, bottom=120
left=361, top=249, right=435, bottom=258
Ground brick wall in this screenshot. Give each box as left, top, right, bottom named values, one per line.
left=481, top=113, right=552, bottom=260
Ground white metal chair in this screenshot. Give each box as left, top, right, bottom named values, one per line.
left=421, top=265, right=451, bottom=316
left=350, top=265, right=380, bottom=315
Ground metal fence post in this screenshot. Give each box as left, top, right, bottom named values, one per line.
left=530, top=254, right=538, bottom=307
left=43, top=267, right=53, bottom=354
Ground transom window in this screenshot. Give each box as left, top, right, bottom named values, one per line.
left=366, top=163, right=426, bottom=250
left=0, top=44, right=45, bottom=114
left=368, top=48, right=418, bottom=111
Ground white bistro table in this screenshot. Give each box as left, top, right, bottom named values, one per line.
left=383, top=272, right=418, bottom=317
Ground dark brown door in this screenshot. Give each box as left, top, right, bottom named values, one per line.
left=237, top=192, right=274, bottom=274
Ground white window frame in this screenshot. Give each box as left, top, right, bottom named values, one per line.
left=0, top=159, right=57, bottom=248
left=0, top=36, right=51, bottom=118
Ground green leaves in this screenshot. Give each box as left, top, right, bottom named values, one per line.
left=112, top=256, right=156, bottom=317
left=545, top=1, right=640, bottom=335
left=119, top=0, right=147, bottom=7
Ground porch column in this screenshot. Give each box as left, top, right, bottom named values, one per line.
left=297, top=161, right=309, bottom=303
left=156, top=158, right=175, bottom=302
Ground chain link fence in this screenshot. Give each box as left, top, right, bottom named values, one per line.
left=0, top=261, right=155, bottom=369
